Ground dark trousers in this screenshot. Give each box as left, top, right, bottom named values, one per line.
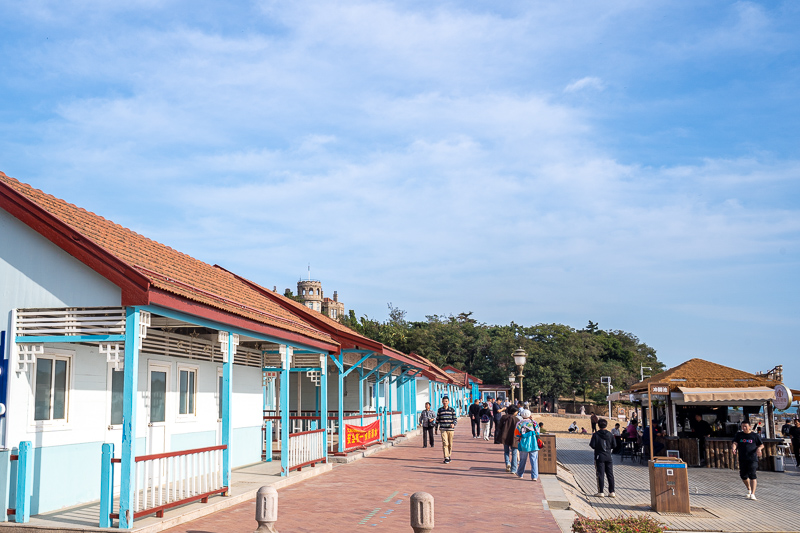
left=489, top=417, right=494, bottom=435
left=470, top=418, right=480, bottom=437
left=793, top=441, right=800, bottom=467
left=591, top=421, right=597, bottom=433
left=595, top=459, right=615, bottom=493
left=423, top=426, right=434, bottom=447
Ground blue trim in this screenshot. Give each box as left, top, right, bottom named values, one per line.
left=337, top=353, right=345, bottom=452
left=14, top=442, right=32, bottom=523
left=319, top=356, right=328, bottom=463
left=653, top=463, right=686, bottom=469
left=15, top=334, right=126, bottom=344
left=361, top=357, right=390, bottom=382
left=140, top=305, right=328, bottom=353
left=280, top=347, right=290, bottom=476
left=342, top=352, right=373, bottom=377
left=221, top=332, right=233, bottom=488
left=0, top=330, right=7, bottom=415
left=119, top=307, right=140, bottom=529
left=289, top=367, right=320, bottom=372
left=99, top=443, right=114, bottom=528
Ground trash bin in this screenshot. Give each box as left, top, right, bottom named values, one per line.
left=537, top=434, right=557, bottom=475
left=774, top=454, right=785, bottom=472
left=648, top=458, right=690, bottom=514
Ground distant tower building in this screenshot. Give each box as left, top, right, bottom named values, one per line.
left=296, top=277, right=345, bottom=319
left=322, top=291, right=345, bottom=321
left=297, top=279, right=323, bottom=313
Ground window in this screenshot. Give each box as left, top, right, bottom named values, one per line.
left=34, top=355, right=70, bottom=422
left=178, top=367, right=197, bottom=416
left=110, top=368, right=124, bottom=425
left=150, top=369, right=167, bottom=423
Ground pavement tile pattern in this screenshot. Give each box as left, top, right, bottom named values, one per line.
left=557, top=437, right=800, bottom=532
left=166, top=422, right=560, bottom=532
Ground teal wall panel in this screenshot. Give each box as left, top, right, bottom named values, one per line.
left=28, top=442, right=103, bottom=515
left=231, top=426, right=261, bottom=468
left=171, top=431, right=216, bottom=452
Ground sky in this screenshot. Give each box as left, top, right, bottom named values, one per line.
left=0, top=1, right=798, bottom=387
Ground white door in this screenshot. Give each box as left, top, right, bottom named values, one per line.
left=147, top=362, right=170, bottom=455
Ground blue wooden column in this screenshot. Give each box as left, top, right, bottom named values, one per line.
left=358, top=367, right=364, bottom=425
left=119, top=307, right=140, bottom=529
left=280, top=345, right=291, bottom=476
left=221, top=332, right=234, bottom=490
left=319, top=354, right=328, bottom=461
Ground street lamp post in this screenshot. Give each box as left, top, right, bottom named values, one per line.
left=508, top=373, right=516, bottom=403
left=512, top=348, right=527, bottom=404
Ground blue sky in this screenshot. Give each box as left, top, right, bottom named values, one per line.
left=1, top=1, right=798, bottom=388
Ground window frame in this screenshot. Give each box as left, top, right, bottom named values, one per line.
left=29, top=347, right=74, bottom=430
left=176, top=363, right=199, bottom=421
left=106, top=364, right=125, bottom=428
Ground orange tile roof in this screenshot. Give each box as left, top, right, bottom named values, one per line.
left=628, top=358, right=772, bottom=393
left=0, top=172, right=335, bottom=346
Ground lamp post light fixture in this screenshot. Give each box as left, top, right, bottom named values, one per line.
left=512, top=348, right=527, bottom=403
left=508, top=372, right=516, bottom=403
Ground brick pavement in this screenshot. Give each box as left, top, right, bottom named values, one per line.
left=557, top=437, right=800, bottom=532
left=165, top=422, right=560, bottom=532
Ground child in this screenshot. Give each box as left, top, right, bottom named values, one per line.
left=479, top=403, right=492, bottom=440
left=580, top=427, right=588, bottom=434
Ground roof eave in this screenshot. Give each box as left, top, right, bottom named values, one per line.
left=0, top=177, right=150, bottom=305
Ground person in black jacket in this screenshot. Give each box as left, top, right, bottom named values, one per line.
left=589, top=418, right=616, bottom=498
left=418, top=402, right=436, bottom=448
left=468, top=399, right=482, bottom=439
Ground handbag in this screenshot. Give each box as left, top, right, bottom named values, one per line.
left=537, top=437, right=544, bottom=449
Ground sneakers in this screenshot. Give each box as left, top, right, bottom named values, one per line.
left=747, top=493, right=757, bottom=500
left=608, top=492, right=616, bottom=498
left=505, top=464, right=511, bottom=472
left=594, top=492, right=605, bottom=498
left=444, top=457, right=451, bottom=464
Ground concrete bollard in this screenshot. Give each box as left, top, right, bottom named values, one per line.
left=410, top=492, right=434, bottom=533
left=254, top=485, right=278, bottom=533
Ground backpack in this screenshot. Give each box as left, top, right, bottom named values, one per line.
left=481, top=414, right=491, bottom=423
left=519, top=429, right=538, bottom=452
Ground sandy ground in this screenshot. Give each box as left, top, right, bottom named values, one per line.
left=535, top=414, right=604, bottom=439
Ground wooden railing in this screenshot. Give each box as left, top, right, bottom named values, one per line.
left=110, top=445, right=226, bottom=520
left=287, top=429, right=326, bottom=472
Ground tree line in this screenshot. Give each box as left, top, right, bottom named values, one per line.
left=339, top=306, right=664, bottom=407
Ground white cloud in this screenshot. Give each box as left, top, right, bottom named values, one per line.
left=564, top=76, right=605, bottom=93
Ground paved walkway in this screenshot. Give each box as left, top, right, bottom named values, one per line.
left=557, top=437, right=800, bottom=532
left=166, top=422, right=561, bottom=532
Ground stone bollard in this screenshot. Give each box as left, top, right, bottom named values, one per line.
left=410, top=492, right=434, bottom=533
left=254, top=485, right=278, bottom=533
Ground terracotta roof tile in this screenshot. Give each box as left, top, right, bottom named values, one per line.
left=0, top=173, right=334, bottom=344
left=628, top=358, right=771, bottom=393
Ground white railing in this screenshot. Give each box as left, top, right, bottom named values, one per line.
left=129, top=445, right=226, bottom=518
left=287, top=429, right=326, bottom=471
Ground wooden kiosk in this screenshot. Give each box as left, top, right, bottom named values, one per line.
left=625, top=359, right=785, bottom=470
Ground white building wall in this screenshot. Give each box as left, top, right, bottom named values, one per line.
left=415, top=377, right=430, bottom=413
left=0, top=207, right=264, bottom=514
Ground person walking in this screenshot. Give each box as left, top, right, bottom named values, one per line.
left=590, top=412, right=599, bottom=433
left=589, top=418, right=616, bottom=498
left=479, top=402, right=492, bottom=440
left=435, top=396, right=457, bottom=464
left=732, top=421, right=764, bottom=500
left=468, top=399, right=482, bottom=439
left=514, top=410, right=540, bottom=481
left=497, top=406, right=519, bottom=473
left=487, top=398, right=495, bottom=437
left=418, top=402, right=436, bottom=448
left=789, top=419, right=800, bottom=469
left=493, top=399, right=506, bottom=444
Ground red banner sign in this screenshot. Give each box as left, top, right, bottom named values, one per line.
left=344, top=420, right=381, bottom=448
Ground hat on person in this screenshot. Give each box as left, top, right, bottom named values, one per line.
left=520, top=409, right=531, bottom=419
